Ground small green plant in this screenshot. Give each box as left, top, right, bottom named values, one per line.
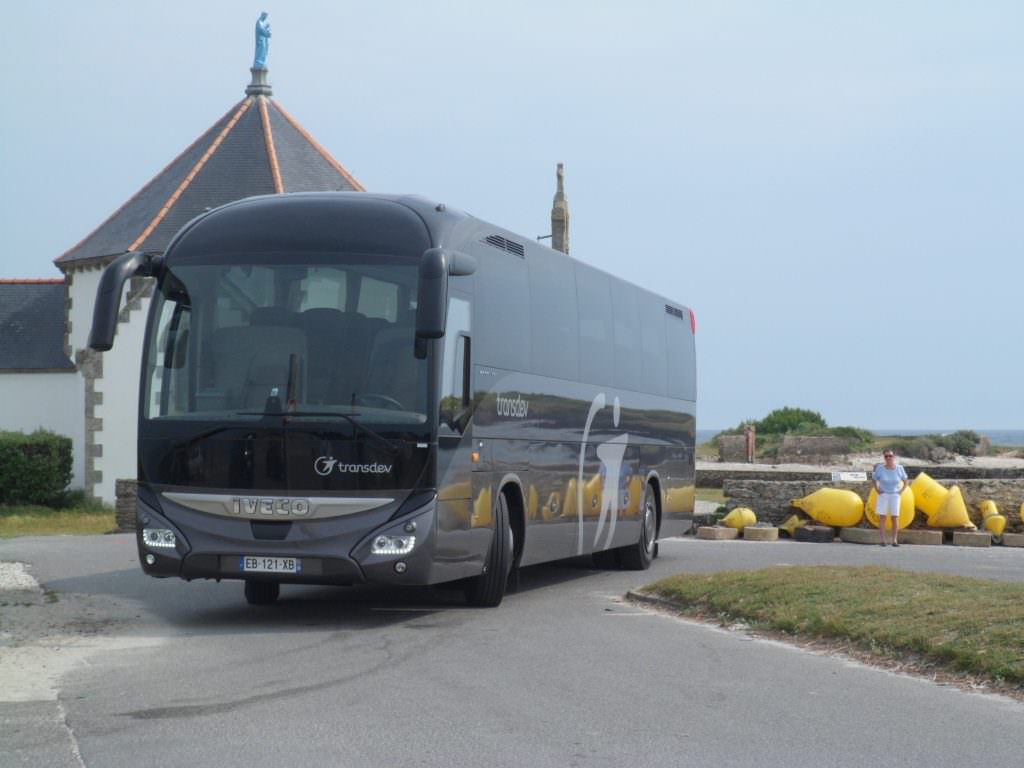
left=756, top=407, right=827, bottom=435
left=0, top=430, right=72, bottom=505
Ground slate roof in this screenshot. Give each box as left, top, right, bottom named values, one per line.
left=0, top=280, right=74, bottom=370
left=56, top=74, right=365, bottom=269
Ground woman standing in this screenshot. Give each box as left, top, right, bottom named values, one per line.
left=873, top=450, right=909, bottom=546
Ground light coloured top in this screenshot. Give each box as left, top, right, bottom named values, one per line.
left=872, top=463, right=908, bottom=494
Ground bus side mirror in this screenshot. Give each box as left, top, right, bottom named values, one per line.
left=416, top=248, right=476, bottom=352
left=415, top=249, right=449, bottom=341
left=415, top=249, right=475, bottom=338
left=88, top=251, right=162, bottom=351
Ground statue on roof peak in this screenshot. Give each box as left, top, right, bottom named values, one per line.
left=253, top=12, right=272, bottom=70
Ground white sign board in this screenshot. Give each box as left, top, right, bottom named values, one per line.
left=832, top=471, right=867, bottom=482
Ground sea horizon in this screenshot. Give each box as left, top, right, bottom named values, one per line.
left=697, top=428, right=1024, bottom=447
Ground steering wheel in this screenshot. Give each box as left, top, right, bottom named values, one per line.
left=355, top=393, right=405, bottom=411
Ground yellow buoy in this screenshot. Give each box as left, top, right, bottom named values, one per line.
left=979, top=501, right=1006, bottom=537
left=865, top=486, right=916, bottom=530
left=722, top=507, right=757, bottom=531
left=979, top=500, right=999, bottom=519
left=779, top=514, right=807, bottom=537
left=910, top=472, right=948, bottom=518
left=983, top=514, right=1007, bottom=537
left=791, top=488, right=864, bottom=527
left=926, top=485, right=977, bottom=529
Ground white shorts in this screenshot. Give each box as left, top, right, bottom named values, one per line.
left=877, top=493, right=902, bottom=517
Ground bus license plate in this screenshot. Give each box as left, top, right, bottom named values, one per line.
left=241, top=556, right=301, bottom=574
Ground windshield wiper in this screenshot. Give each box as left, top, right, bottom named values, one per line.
left=284, top=411, right=401, bottom=454
left=172, top=412, right=402, bottom=455
left=168, top=424, right=254, bottom=453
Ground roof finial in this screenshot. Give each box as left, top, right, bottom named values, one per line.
left=246, top=12, right=273, bottom=96
left=551, top=162, right=570, bottom=255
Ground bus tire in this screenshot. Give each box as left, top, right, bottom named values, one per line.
left=465, top=492, right=513, bottom=607
left=244, top=580, right=280, bottom=605
left=618, top=484, right=656, bottom=571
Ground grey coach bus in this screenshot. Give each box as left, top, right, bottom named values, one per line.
left=90, top=193, right=697, bottom=607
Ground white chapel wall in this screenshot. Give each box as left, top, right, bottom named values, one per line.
left=0, top=372, right=85, bottom=489
left=68, top=268, right=103, bottom=353
left=93, top=301, right=148, bottom=505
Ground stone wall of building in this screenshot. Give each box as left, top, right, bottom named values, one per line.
left=775, top=436, right=849, bottom=464
left=723, top=478, right=1024, bottom=531
left=697, top=465, right=1024, bottom=489
left=115, top=478, right=137, bottom=532
left=717, top=436, right=747, bottom=463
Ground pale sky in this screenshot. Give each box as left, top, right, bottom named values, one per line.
left=2, top=2, right=1021, bottom=430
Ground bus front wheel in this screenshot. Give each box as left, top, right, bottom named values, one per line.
left=465, top=492, right=513, bottom=607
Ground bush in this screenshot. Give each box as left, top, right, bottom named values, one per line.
left=756, top=407, right=827, bottom=435
left=937, top=430, right=980, bottom=456
left=884, top=436, right=936, bottom=460
left=881, top=431, right=980, bottom=460
left=826, top=426, right=876, bottom=450
left=0, top=430, right=72, bottom=506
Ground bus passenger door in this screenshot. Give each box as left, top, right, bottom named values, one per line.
left=436, top=295, right=477, bottom=545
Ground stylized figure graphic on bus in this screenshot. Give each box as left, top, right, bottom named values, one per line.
left=577, top=394, right=628, bottom=554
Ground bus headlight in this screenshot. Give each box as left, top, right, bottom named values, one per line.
left=143, top=528, right=177, bottom=549
left=371, top=535, right=416, bottom=555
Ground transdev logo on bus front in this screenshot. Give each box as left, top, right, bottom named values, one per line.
left=314, top=457, right=393, bottom=476
left=496, top=392, right=529, bottom=419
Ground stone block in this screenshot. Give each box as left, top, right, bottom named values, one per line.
left=999, top=533, right=1024, bottom=548
left=898, top=529, right=943, bottom=545
left=952, top=531, right=991, bottom=548
left=742, top=526, right=778, bottom=541
left=115, top=479, right=138, bottom=533
left=839, top=527, right=878, bottom=545
left=697, top=526, right=739, bottom=541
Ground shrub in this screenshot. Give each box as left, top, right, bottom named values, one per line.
left=882, top=431, right=981, bottom=460
left=826, top=426, right=875, bottom=450
left=756, top=407, right=827, bottom=435
left=937, top=430, right=980, bottom=456
left=882, top=436, right=935, bottom=460
left=0, top=430, right=72, bottom=506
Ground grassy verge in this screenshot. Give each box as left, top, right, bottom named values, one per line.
left=0, top=503, right=116, bottom=537
left=695, top=487, right=727, bottom=505
left=638, top=566, right=1024, bottom=688
left=695, top=441, right=719, bottom=460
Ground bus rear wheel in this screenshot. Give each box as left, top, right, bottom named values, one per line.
left=465, top=492, right=513, bottom=607
left=244, top=580, right=280, bottom=605
left=618, top=484, right=657, bottom=570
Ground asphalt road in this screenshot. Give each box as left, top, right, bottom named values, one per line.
left=2, top=533, right=1023, bottom=768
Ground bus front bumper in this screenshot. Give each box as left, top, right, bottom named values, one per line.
left=135, top=494, right=442, bottom=587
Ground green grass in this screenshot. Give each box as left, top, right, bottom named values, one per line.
left=639, top=566, right=1024, bottom=687
left=695, top=487, right=727, bottom=504
left=0, top=502, right=116, bottom=537
left=695, top=441, right=719, bottom=460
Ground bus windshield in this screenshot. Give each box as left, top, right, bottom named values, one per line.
left=143, top=253, right=427, bottom=428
